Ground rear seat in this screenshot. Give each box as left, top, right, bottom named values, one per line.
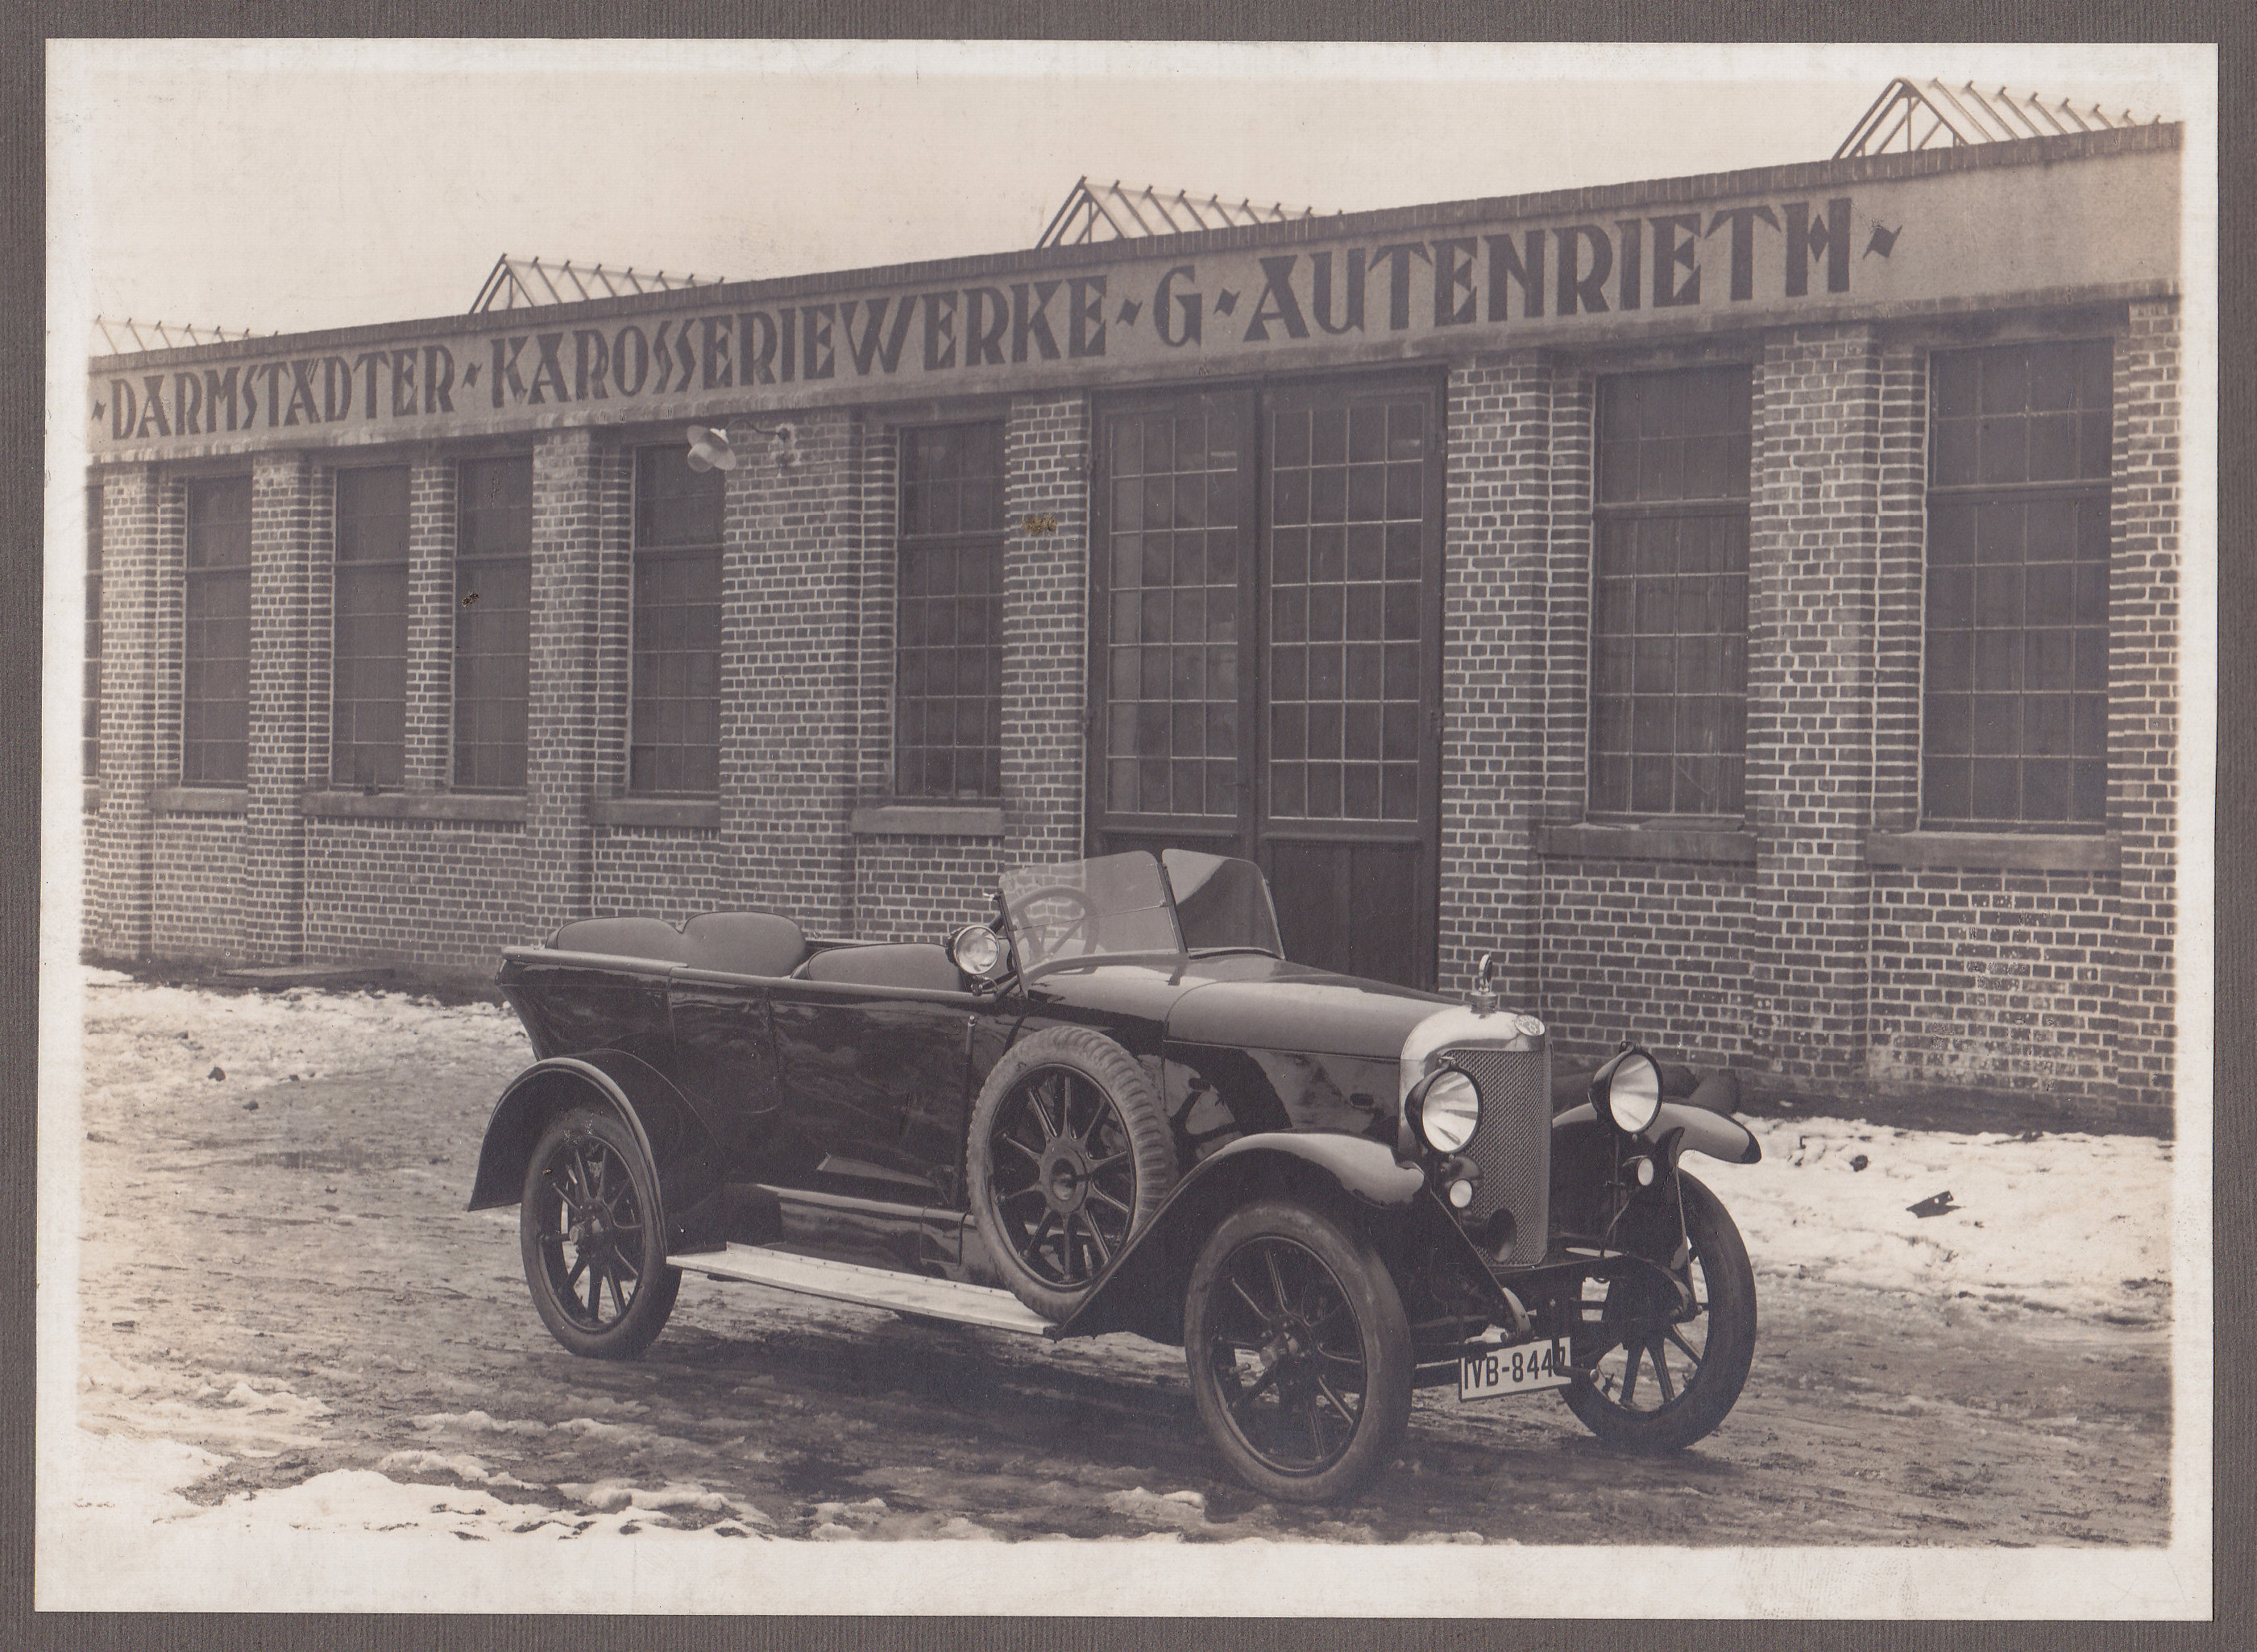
left=682, top=911, right=807, bottom=978
left=547, top=910, right=807, bottom=978
left=793, top=941, right=963, bottom=991
left=548, top=915, right=697, bottom=963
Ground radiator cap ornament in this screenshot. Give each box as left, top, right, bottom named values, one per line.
left=1467, top=952, right=1502, bottom=1016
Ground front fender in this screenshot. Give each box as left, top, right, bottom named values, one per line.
left=1554, top=1100, right=1761, bottom=1167
left=1048, top=1132, right=1438, bottom=1344
left=467, top=1052, right=728, bottom=1251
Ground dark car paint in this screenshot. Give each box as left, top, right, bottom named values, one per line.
left=469, top=1052, right=728, bottom=1252
left=1048, top=1131, right=1463, bottom=1343
left=479, top=938, right=1745, bottom=1347
left=1160, top=958, right=1448, bottom=1055
left=485, top=945, right=1438, bottom=1283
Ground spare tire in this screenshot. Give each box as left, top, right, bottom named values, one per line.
left=966, top=1025, right=1176, bottom=1321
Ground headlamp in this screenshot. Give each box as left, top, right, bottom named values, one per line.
left=1590, top=1048, right=1663, bottom=1135
left=1405, top=1065, right=1483, bottom=1154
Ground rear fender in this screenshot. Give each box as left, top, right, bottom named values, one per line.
left=1049, top=1132, right=1504, bottom=1344
left=467, top=1052, right=728, bottom=1251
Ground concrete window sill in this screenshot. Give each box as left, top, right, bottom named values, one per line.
left=589, top=798, right=722, bottom=830
left=303, top=791, right=527, bottom=824
left=150, top=787, right=247, bottom=816
left=1866, top=830, right=2119, bottom=873
left=849, top=803, right=1006, bottom=839
left=1535, top=824, right=1757, bottom=865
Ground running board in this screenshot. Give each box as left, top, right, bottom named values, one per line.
left=670, top=1243, right=1054, bottom=1337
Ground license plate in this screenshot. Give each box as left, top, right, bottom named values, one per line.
left=1458, top=1339, right=1570, bottom=1401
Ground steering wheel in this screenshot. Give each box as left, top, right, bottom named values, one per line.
left=1004, top=884, right=1098, bottom=959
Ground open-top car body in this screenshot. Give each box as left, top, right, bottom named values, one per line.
left=471, top=849, right=1763, bottom=1501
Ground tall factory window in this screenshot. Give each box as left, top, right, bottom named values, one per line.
left=85, top=482, right=102, bottom=785
left=181, top=475, right=252, bottom=787
left=895, top=422, right=1005, bottom=799
left=453, top=455, right=532, bottom=792
left=630, top=447, right=724, bottom=795
left=1923, top=340, right=2113, bottom=828
left=330, top=466, right=411, bottom=791
left=1589, top=367, right=1753, bottom=818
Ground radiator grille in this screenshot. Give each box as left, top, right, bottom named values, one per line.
left=1443, top=1044, right=1550, bottom=1264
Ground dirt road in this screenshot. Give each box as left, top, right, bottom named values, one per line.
left=69, top=990, right=2171, bottom=1547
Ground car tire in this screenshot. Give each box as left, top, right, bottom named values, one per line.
left=966, top=1025, right=1176, bottom=1322
left=519, top=1103, right=682, bottom=1359
left=1182, top=1200, right=1414, bottom=1504
left=1560, top=1171, right=1755, bottom=1451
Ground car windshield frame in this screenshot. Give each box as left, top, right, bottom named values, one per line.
left=997, top=849, right=1283, bottom=975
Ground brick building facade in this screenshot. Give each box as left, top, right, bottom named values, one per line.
left=80, top=127, right=2186, bottom=1130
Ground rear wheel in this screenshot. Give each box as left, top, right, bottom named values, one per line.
left=1561, top=1171, right=1754, bottom=1451
left=519, top=1105, right=680, bottom=1359
left=1182, top=1201, right=1413, bottom=1504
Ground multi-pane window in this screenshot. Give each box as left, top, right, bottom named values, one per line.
left=1923, top=341, right=2113, bottom=828
left=896, top=423, right=1004, bottom=799
left=1102, top=407, right=1243, bottom=820
left=1590, top=367, right=1753, bottom=818
left=181, top=476, right=251, bottom=787
left=631, top=447, right=723, bottom=795
left=453, top=456, right=532, bottom=792
left=331, top=467, right=411, bottom=790
left=1267, top=393, right=1429, bottom=823
left=85, top=482, right=102, bottom=783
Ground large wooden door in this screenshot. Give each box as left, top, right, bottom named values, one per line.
left=1086, top=375, right=1444, bottom=989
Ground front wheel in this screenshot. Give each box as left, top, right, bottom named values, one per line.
left=1182, top=1201, right=1413, bottom=1504
left=519, top=1104, right=681, bottom=1359
left=1561, top=1171, right=1755, bottom=1451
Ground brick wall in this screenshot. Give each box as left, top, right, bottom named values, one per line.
left=241, top=454, right=316, bottom=962
left=151, top=815, right=243, bottom=957
left=403, top=459, right=457, bottom=793
left=728, top=409, right=864, bottom=935
left=305, top=820, right=529, bottom=965
left=1746, top=328, right=1881, bottom=1081
left=93, top=467, right=162, bottom=957
left=2108, top=299, right=2180, bottom=1126
left=1438, top=355, right=1556, bottom=1005
left=81, top=305, right=2180, bottom=1135
left=997, top=392, right=1093, bottom=870
left=853, top=836, right=1013, bottom=940
left=524, top=431, right=608, bottom=937
left=1538, top=859, right=1757, bottom=1067
left=1869, top=865, right=2119, bottom=1105
left=593, top=827, right=729, bottom=923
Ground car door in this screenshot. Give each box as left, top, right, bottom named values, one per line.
left=763, top=960, right=987, bottom=1207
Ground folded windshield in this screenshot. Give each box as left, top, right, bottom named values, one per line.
left=998, top=850, right=1283, bottom=972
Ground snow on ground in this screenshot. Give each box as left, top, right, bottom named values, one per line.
left=1709, top=1114, right=2171, bottom=1327
left=61, top=966, right=2176, bottom=1542
left=77, top=966, right=530, bottom=1126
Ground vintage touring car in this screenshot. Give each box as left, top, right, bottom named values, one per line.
left=471, top=849, right=1762, bottom=1501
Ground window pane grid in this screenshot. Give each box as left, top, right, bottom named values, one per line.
left=453, top=456, right=531, bottom=792
left=182, top=477, right=251, bottom=787
left=896, top=424, right=1003, bottom=799
left=1263, top=396, right=1427, bottom=823
left=631, top=448, right=724, bottom=795
left=1589, top=368, right=1752, bottom=818
left=1924, top=342, right=2112, bottom=828
left=332, top=467, right=410, bottom=790
left=1104, top=408, right=1244, bottom=820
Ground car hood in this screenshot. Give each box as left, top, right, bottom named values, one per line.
left=1163, top=957, right=1451, bottom=1060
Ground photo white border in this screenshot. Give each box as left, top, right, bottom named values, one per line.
left=37, top=36, right=2218, bottom=1618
